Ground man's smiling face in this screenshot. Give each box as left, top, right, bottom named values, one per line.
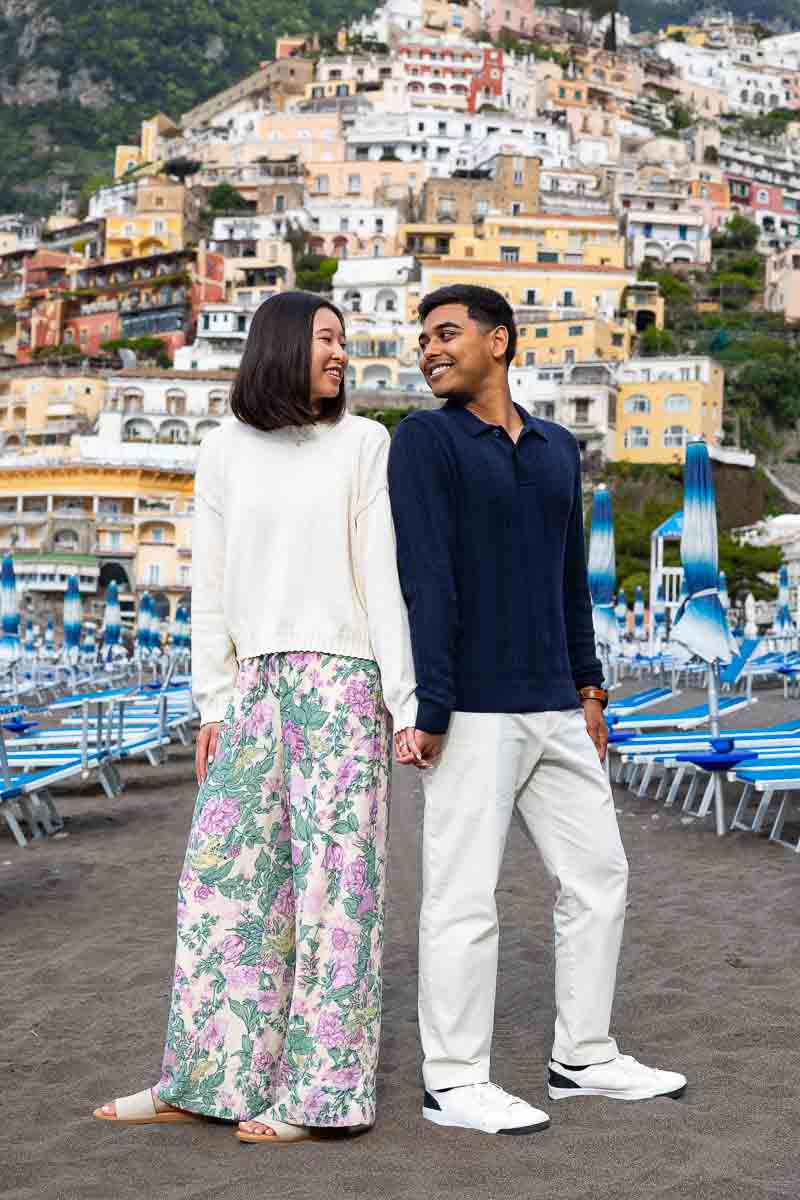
left=418, top=303, right=504, bottom=401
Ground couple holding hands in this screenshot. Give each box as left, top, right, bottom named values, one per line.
left=95, top=284, right=685, bottom=1143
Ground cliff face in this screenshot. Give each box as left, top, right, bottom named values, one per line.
left=0, top=0, right=375, bottom=214
left=621, top=0, right=800, bottom=33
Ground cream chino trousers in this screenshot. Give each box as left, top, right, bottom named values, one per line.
left=419, top=707, right=629, bottom=1091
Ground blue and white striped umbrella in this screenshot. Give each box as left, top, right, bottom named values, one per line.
left=615, top=589, right=627, bottom=635
left=718, top=570, right=730, bottom=613
left=45, top=616, right=54, bottom=656
left=103, top=581, right=121, bottom=659
left=136, top=592, right=152, bottom=657
left=672, top=440, right=738, bottom=835
left=587, top=484, right=620, bottom=652
left=772, top=563, right=794, bottom=636
left=671, top=440, right=737, bottom=665
left=172, top=603, right=189, bottom=654
left=23, top=617, right=35, bottom=666
left=149, top=609, right=162, bottom=656
left=0, top=554, right=20, bottom=664
left=81, top=628, right=96, bottom=667
left=653, top=582, right=666, bottom=633
left=633, top=585, right=647, bottom=641
left=63, top=575, right=82, bottom=664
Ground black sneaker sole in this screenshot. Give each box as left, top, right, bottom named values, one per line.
left=498, top=1120, right=551, bottom=1135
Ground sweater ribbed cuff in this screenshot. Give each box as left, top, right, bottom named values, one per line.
left=415, top=700, right=451, bottom=736
left=197, top=693, right=234, bottom=727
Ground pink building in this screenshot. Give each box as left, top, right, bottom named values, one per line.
left=484, top=0, right=536, bottom=41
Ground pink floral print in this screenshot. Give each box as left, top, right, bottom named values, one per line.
left=156, top=652, right=391, bottom=1127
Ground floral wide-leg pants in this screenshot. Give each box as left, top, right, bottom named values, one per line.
left=156, top=652, right=392, bottom=1127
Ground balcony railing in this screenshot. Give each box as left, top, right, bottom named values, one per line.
left=96, top=511, right=134, bottom=523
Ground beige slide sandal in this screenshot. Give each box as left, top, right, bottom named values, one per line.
left=237, top=1114, right=313, bottom=1144
left=237, top=1111, right=372, bottom=1145
left=94, top=1087, right=203, bottom=1125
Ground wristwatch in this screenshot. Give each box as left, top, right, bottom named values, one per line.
left=578, top=686, right=608, bottom=709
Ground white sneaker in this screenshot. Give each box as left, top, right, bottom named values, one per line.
left=548, top=1054, right=687, bottom=1101
left=423, top=1082, right=550, bottom=1135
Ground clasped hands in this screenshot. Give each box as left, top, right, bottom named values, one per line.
left=394, top=728, right=443, bottom=770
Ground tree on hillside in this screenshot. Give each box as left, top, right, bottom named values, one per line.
left=206, top=183, right=251, bottom=212
left=730, top=356, right=800, bottom=429
left=713, top=214, right=759, bottom=251
left=162, top=157, right=201, bottom=182
left=639, top=325, right=676, bottom=356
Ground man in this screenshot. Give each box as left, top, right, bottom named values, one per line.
left=387, top=284, right=686, bottom=1136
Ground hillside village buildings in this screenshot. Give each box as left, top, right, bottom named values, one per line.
left=3, top=2, right=797, bottom=631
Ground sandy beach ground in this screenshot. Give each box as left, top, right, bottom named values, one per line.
left=2, top=681, right=799, bottom=1200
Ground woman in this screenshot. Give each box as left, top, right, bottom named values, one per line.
left=95, top=292, right=422, bottom=1143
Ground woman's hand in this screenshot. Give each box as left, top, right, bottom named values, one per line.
left=195, top=722, right=221, bottom=785
left=394, top=727, right=442, bottom=769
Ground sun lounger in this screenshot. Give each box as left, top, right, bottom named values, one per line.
left=609, top=695, right=753, bottom=733
left=607, top=687, right=678, bottom=717
left=729, top=763, right=800, bottom=850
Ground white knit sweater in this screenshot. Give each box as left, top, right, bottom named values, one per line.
left=191, top=414, right=418, bottom=730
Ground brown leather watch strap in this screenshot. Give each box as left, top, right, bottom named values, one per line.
left=578, top=686, right=608, bottom=709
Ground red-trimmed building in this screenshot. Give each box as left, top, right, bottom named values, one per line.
left=397, top=42, right=505, bottom=113
left=16, top=247, right=225, bottom=363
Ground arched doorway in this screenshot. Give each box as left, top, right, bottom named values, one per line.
left=99, top=562, right=131, bottom=591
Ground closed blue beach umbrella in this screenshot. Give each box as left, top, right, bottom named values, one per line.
left=136, top=592, right=152, bottom=657
left=23, top=617, right=35, bottom=665
left=103, top=581, right=121, bottom=659
left=172, top=603, right=189, bottom=653
left=633, top=585, right=647, bottom=641
left=587, top=484, right=619, bottom=653
left=718, top=570, right=730, bottom=613
left=0, top=554, right=20, bottom=664
left=45, top=616, right=54, bottom=656
left=149, top=609, right=162, bottom=655
left=653, top=582, right=666, bottom=643
left=63, top=575, right=82, bottom=664
left=671, top=440, right=738, bottom=834
left=615, top=589, right=627, bottom=635
left=772, top=563, right=794, bottom=636
left=82, top=623, right=96, bottom=664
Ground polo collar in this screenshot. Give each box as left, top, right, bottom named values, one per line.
left=443, top=401, right=549, bottom=441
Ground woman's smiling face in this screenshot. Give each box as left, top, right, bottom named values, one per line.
left=310, top=307, right=348, bottom=409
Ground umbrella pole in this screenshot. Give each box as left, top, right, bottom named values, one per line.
left=707, top=661, right=725, bottom=836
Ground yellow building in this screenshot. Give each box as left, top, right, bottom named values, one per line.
left=449, top=212, right=627, bottom=270
left=105, top=177, right=188, bottom=261
left=423, top=0, right=482, bottom=37
left=0, top=368, right=107, bottom=452
left=0, top=452, right=194, bottom=627
left=114, top=113, right=182, bottom=180
left=342, top=320, right=421, bottom=390
left=616, top=356, right=723, bottom=463
left=419, top=258, right=638, bottom=322
left=662, top=25, right=708, bottom=46
left=511, top=311, right=631, bottom=370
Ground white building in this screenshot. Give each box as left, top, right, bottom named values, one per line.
left=656, top=41, right=797, bottom=117
left=333, top=255, right=420, bottom=320
left=511, top=360, right=618, bottom=464
left=98, top=369, right=231, bottom=448
left=351, top=0, right=424, bottom=42
left=306, top=199, right=402, bottom=258
left=88, top=182, right=137, bottom=220
left=174, top=304, right=253, bottom=371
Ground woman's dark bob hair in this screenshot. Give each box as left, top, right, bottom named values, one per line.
left=230, top=290, right=347, bottom=431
